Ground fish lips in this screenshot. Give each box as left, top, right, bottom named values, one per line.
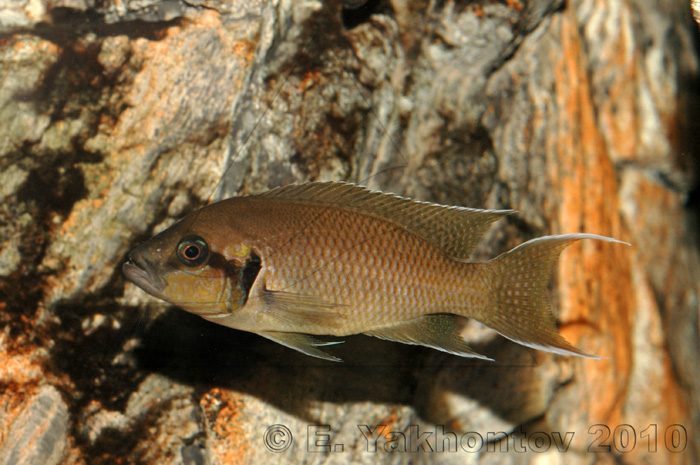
left=122, top=250, right=167, bottom=298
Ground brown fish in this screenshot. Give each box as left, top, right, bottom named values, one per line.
left=123, top=182, right=627, bottom=361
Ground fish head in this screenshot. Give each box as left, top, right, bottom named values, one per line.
left=122, top=211, right=255, bottom=317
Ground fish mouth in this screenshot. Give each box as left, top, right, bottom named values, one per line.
left=122, top=250, right=167, bottom=297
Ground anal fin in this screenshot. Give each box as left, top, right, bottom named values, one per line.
left=258, top=331, right=344, bottom=362
left=364, top=314, right=493, bottom=361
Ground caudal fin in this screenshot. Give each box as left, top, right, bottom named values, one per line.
left=476, top=234, right=629, bottom=358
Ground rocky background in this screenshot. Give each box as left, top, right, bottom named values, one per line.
left=1, top=0, right=699, bottom=464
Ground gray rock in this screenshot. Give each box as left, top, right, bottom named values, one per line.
left=0, top=386, right=69, bottom=465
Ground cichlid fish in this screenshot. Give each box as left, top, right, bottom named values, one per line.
left=123, top=182, right=627, bottom=361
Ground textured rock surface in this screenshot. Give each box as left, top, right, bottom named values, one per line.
left=0, top=385, right=69, bottom=465
left=0, top=0, right=698, bottom=464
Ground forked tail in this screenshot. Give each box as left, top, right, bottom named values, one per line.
left=475, top=234, right=629, bottom=358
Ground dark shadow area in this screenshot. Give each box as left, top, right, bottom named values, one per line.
left=129, top=307, right=543, bottom=424
left=49, top=300, right=152, bottom=414
left=135, top=309, right=418, bottom=408
left=681, top=41, right=700, bottom=219
left=0, top=8, right=184, bottom=42
left=0, top=144, right=100, bottom=336
left=12, top=29, right=131, bottom=125
left=16, top=157, right=90, bottom=220
left=341, top=0, right=390, bottom=30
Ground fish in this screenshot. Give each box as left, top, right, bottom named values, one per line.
left=122, top=181, right=628, bottom=361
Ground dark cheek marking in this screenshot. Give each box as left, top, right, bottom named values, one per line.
left=239, top=252, right=262, bottom=303
left=206, top=252, right=234, bottom=273
left=207, top=251, right=262, bottom=307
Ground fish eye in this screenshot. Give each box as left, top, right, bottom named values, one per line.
left=176, top=235, right=209, bottom=267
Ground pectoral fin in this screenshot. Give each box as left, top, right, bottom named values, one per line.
left=365, top=314, right=494, bottom=361
left=258, top=331, right=344, bottom=362
left=261, top=289, right=347, bottom=329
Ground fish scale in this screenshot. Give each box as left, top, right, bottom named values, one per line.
left=261, top=206, right=469, bottom=326
left=123, top=181, right=629, bottom=361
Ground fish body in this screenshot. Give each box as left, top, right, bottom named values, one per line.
left=123, top=182, right=627, bottom=361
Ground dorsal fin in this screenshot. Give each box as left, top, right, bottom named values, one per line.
left=256, top=181, right=511, bottom=259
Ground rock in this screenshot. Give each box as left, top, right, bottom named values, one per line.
left=0, top=385, right=69, bottom=465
